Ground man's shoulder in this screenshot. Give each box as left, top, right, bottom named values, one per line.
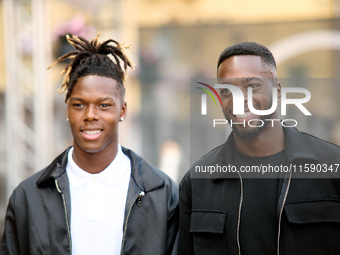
left=300, top=131, right=340, bottom=156
left=147, top=162, right=178, bottom=192
left=180, top=143, right=225, bottom=186
left=122, top=147, right=178, bottom=192
left=13, top=168, right=47, bottom=193
left=297, top=131, right=340, bottom=165
left=7, top=167, right=52, bottom=209
left=300, top=131, right=340, bottom=150
left=192, top=143, right=225, bottom=167
left=285, top=127, right=340, bottom=162
left=10, top=148, right=69, bottom=198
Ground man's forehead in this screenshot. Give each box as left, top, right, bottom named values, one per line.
left=217, top=55, right=275, bottom=79
left=218, top=55, right=262, bottom=71
left=217, top=77, right=270, bottom=85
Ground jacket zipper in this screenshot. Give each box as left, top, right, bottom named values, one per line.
left=55, top=179, right=72, bottom=255
left=236, top=172, right=243, bottom=255
left=276, top=164, right=292, bottom=255
left=120, top=190, right=145, bottom=255
left=236, top=164, right=292, bottom=255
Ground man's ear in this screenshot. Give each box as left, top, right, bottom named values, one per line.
left=66, top=101, right=69, bottom=119
left=276, top=82, right=281, bottom=99
left=120, top=101, right=127, bottom=121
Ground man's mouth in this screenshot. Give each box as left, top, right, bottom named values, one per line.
left=82, top=130, right=102, bottom=135
left=81, top=129, right=103, bottom=140
left=235, top=111, right=253, bottom=119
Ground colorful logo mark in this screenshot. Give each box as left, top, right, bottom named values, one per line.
left=196, top=82, right=222, bottom=115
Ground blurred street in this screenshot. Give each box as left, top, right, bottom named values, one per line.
left=1, top=0, right=340, bottom=239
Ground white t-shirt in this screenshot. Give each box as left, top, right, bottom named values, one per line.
left=66, top=145, right=131, bottom=255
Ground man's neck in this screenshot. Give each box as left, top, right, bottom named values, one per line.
left=234, top=123, right=285, bottom=157
left=72, top=143, right=118, bottom=174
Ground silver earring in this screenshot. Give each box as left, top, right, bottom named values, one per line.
left=120, top=117, right=124, bottom=121
left=66, top=118, right=69, bottom=122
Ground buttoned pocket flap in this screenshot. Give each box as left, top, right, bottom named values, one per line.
left=285, top=200, right=340, bottom=224
left=190, top=210, right=226, bottom=234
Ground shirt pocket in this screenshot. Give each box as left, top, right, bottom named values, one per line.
left=190, top=209, right=226, bottom=234
left=285, top=200, right=340, bottom=224
left=284, top=200, right=340, bottom=254
left=189, top=209, right=228, bottom=255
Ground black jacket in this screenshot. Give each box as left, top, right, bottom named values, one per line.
left=1, top=147, right=179, bottom=255
left=179, top=127, right=340, bottom=255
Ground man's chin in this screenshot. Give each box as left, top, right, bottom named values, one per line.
left=231, top=122, right=267, bottom=140
left=74, top=142, right=103, bottom=154
left=225, top=112, right=272, bottom=140
left=232, top=127, right=255, bottom=140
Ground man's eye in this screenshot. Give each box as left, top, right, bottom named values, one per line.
left=73, top=103, right=83, bottom=107
left=220, top=89, right=230, bottom=95
left=249, top=84, right=259, bottom=88
left=100, top=104, right=110, bottom=108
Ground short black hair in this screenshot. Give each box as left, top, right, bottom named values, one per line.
left=48, top=32, right=134, bottom=102
left=217, top=42, right=276, bottom=71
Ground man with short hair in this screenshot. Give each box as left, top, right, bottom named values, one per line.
left=179, top=42, right=340, bottom=254
left=1, top=33, right=179, bottom=255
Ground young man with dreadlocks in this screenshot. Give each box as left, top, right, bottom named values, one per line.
left=0, top=33, right=179, bottom=255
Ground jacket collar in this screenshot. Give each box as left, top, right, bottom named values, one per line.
left=37, top=146, right=164, bottom=192
left=36, top=147, right=71, bottom=186
left=212, top=126, right=318, bottom=180
left=121, top=147, right=164, bottom=192
left=282, top=126, right=318, bottom=162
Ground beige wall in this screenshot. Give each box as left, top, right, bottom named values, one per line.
left=138, top=0, right=334, bottom=26
left=0, top=0, right=339, bottom=92
left=0, top=3, right=4, bottom=91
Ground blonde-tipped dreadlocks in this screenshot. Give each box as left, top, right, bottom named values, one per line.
left=48, top=32, right=135, bottom=102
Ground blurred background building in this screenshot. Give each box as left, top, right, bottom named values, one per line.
left=1, top=0, right=340, bottom=237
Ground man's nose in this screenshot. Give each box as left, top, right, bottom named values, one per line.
left=242, top=87, right=248, bottom=102
left=84, top=105, right=99, bottom=121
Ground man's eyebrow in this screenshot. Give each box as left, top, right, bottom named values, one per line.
left=68, top=97, right=114, bottom=102
left=97, top=97, right=114, bottom=102
left=69, top=97, right=84, bottom=102
left=216, top=79, right=234, bottom=84
left=241, top=77, right=262, bottom=82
